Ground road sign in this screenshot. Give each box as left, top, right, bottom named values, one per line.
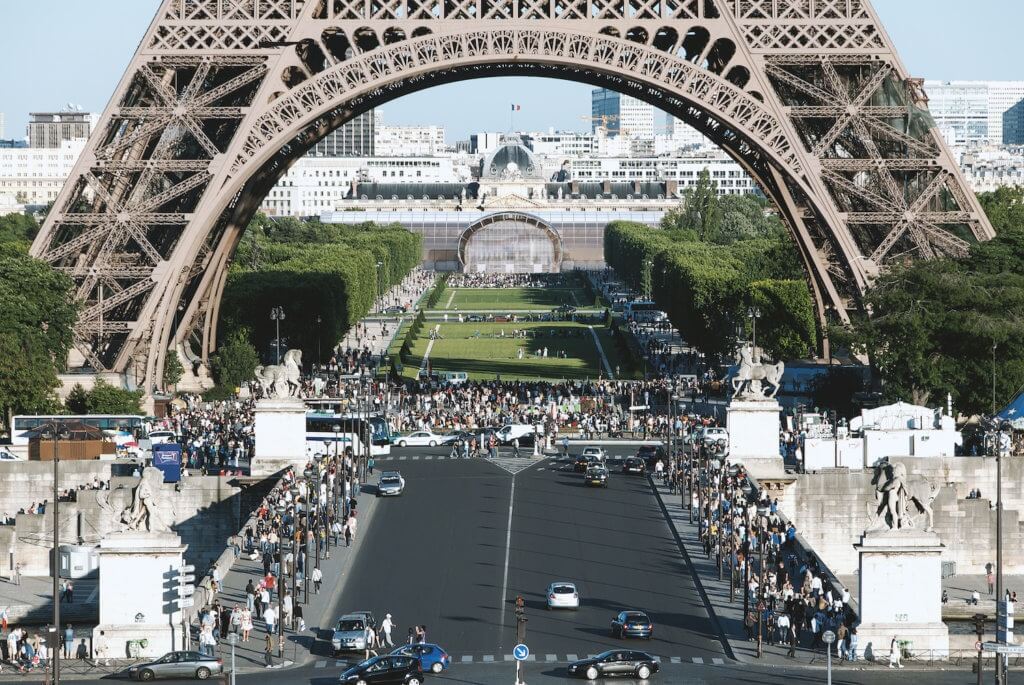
left=822, top=630, right=836, bottom=644
left=178, top=584, right=195, bottom=597
left=176, top=597, right=195, bottom=608
left=513, top=644, right=530, bottom=661
left=982, top=642, right=1024, bottom=655
left=181, top=565, right=196, bottom=573
left=179, top=573, right=196, bottom=584
left=976, top=641, right=983, bottom=652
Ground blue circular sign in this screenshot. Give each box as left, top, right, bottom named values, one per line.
left=513, top=644, right=530, bottom=661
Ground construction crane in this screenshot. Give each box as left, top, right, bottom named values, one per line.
left=580, top=114, right=619, bottom=135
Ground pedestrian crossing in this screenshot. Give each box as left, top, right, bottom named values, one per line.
left=376, top=453, right=551, bottom=475
left=312, top=654, right=726, bottom=668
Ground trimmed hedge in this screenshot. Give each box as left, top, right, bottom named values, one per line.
left=424, top=273, right=450, bottom=309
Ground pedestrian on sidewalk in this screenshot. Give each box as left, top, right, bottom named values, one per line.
left=381, top=614, right=395, bottom=647
left=75, top=639, right=88, bottom=660
left=241, top=607, right=253, bottom=642
left=848, top=627, right=858, bottom=661
left=312, top=566, right=323, bottom=594
left=295, top=603, right=305, bottom=632
left=987, top=570, right=995, bottom=595
left=282, top=592, right=293, bottom=628
left=264, top=633, right=274, bottom=668
left=63, top=624, right=74, bottom=659
left=264, top=605, right=277, bottom=636
left=94, top=630, right=107, bottom=666
left=888, top=635, right=903, bottom=669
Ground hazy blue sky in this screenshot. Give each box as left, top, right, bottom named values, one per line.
left=1, top=0, right=1021, bottom=141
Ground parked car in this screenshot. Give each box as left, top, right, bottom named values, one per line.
left=610, top=610, right=653, bottom=639
left=699, top=427, right=728, bottom=446
left=128, top=651, right=223, bottom=681
left=390, top=643, right=451, bottom=673
left=635, top=445, right=665, bottom=469
left=466, top=314, right=485, bottom=322
left=393, top=431, right=446, bottom=447
left=496, top=424, right=537, bottom=443
left=383, top=305, right=406, bottom=314
left=332, top=612, right=377, bottom=654
left=585, top=465, right=609, bottom=488
left=621, top=457, right=645, bottom=475
left=377, top=471, right=405, bottom=497
left=567, top=650, right=660, bottom=680
left=546, top=581, right=580, bottom=610
left=338, top=654, right=424, bottom=684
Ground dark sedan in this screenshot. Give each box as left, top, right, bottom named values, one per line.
left=573, top=455, right=598, bottom=472
left=611, top=610, right=654, bottom=639
left=585, top=466, right=609, bottom=487
left=568, top=650, right=660, bottom=680
left=622, top=457, right=646, bottom=475
left=339, top=654, right=424, bottom=684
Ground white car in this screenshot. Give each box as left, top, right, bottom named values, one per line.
left=700, top=427, right=729, bottom=445
left=581, top=446, right=606, bottom=461
left=547, top=581, right=580, bottom=610
left=147, top=430, right=178, bottom=445
left=394, top=431, right=445, bottom=447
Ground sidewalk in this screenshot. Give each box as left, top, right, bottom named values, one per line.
left=647, top=477, right=926, bottom=671
left=0, top=577, right=98, bottom=624
left=205, top=487, right=382, bottom=673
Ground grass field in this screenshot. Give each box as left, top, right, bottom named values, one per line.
left=405, top=321, right=615, bottom=381
left=441, top=287, right=589, bottom=311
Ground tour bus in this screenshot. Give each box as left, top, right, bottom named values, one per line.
left=10, top=414, right=146, bottom=446
left=304, top=411, right=392, bottom=457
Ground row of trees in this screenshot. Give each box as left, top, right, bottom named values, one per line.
left=219, top=214, right=423, bottom=375
left=604, top=175, right=817, bottom=362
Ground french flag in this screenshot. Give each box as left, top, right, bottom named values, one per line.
left=511, top=104, right=521, bottom=111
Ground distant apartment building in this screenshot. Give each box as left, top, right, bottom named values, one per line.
left=307, top=110, right=375, bottom=157
left=924, top=80, right=1024, bottom=146
left=1002, top=100, right=1024, bottom=146
left=565, top=151, right=756, bottom=195
left=527, top=130, right=597, bottom=157
left=0, top=138, right=87, bottom=204
left=591, top=89, right=655, bottom=140
left=27, top=110, right=98, bottom=148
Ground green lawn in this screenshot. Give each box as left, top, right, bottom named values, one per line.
left=441, top=287, right=586, bottom=311
left=405, top=321, right=614, bottom=381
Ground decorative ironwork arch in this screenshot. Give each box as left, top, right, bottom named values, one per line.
left=457, top=212, right=564, bottom=272
left=30, top=0, right=994, bottom=399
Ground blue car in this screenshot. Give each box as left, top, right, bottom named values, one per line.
left=611, top=610, right=653, bottom=639
left=390, top=643, right=451, bottom=673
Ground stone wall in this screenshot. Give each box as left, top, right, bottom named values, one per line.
left=782, top=457, right=1024, bottom=576
left=0, top=460, right=112, bottom=517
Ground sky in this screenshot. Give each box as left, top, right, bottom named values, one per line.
left=1, top=0, right=1022, bottom=142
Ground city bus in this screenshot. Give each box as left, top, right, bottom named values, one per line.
left=305, top=413, right=392, bottom=457
left=10, top=414, right=146, bottom=446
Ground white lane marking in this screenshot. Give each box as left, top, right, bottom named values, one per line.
left=537, top=467, right=546, bottom=471
left=499, top=476, right=516, bottom=642
left=315, top=660, right=327, bottom=668
left=587, top=325, right=614, bottom=379
left=445, top=289, right=456, bottom=309
left=692, top=657, right=704, bottom=664
left=545, top=654, right=557, bottom=662
left=483, top=655, right=495, bottom=663
left=712, top=658, right=724, bottom=665
left=567, top=654, right=578, bottom=662
left=504, top=655, right=515, bottom=662
left=670, top=657, right=681, bottom=664
left=412, top=455, right=420, bottom=460
left=417, top=324, right=441, bottom=375
left=424, top=455, right=434, bottom=460
left=461, top=656, right=473, bottom=663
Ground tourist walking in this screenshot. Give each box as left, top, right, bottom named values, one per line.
left=381, top=613, right=395, bottom=647
left=888, top=635, right=903, bottom=668
left=264, top=633, right=274, bottom=668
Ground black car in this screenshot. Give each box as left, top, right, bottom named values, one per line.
left=622, top=457, right=646, bottom=475
left=636, top=445, right=665, bottom=469
left=339, top=654, right=424, bottom=684
left=585, top=466, right=609, bottom=487
left=611, top=610, right=654, bottom=639
left=573, top=455, right=598, bottom=472
left=567, top=650, right=660, bottom=680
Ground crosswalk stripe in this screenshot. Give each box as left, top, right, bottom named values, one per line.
left=315, top=660, right=327, bottom=668
left=692, top=657, right=704, bottom=664
left=461, top=656, right=473, bottom=663
left=483, top=655, right=495, bottom=663
left=670, top=657, right=680, bottom=664
left=335, top=660, right=346, bottom=667
left=412, top=455, right=420, bottom=460
left=712, top=658, right=724, bottom=665
left=504, top=654, right=514, bottom=661
left=398, top=456, right=407, bottom=460
left=651, top=656, right=661, bottom=663
left=567, top=653, right=578, bottom=662
left=545, top=654, right=557, bottom=662
left=424, top=455, right=434, bottom=460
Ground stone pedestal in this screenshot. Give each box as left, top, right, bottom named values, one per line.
left=855, top=530, right=949, bottom=661
left=253, top=397, right=307, bottom=476
left=726, top=399, right=784, bottom=478
left=93, top=531, right=187, bottom=659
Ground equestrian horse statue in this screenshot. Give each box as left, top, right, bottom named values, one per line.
left=731, top=343, right=784, bottom=400
left=253, top=349, right=303, bottom=398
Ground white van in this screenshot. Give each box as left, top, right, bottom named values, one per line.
left=496, top=424, right=537, bottom=442
left=439, top=371, right=468, bottom=385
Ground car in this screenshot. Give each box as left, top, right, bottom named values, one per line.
left=394, top=431, right=445, bottom=447
left=466, top=314, right=485, bottom=322
left=496, top=424, right=537, bottom=443
left=338, top=654, right=424, bottom=684
left=383, top=305, right=406, bottom=314
left=390, top=643, right=451, bottom=673
left=573, top=455, right=598, bottom=472
left=699, top=427, right=728, bottom=444
left=585, top=465, right=609, bottom=487
left=128, top=651, right=223, bottom=681
left=581, top=446, right=607, bottom=461
left=622, top=457, right=645, bottom=475
left=546, top=581, right=580, bottom=610
left=567, top=650, right=660, bottom=680
left=445, top=430, right=476, bottom=445
left=635, top=445, right=665, bottom=469
left=377, top=471, right=405, bottom=497
left=332, top=612, right=377, bottom=654
left=611, top=610, right=653, bottom=639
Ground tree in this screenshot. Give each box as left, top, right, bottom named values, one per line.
left=163, top=352, right=184, bottom=389
left=680, top=168, right=721, bottom=241
left=65, top=384, right=89, bottom=414
left=211, top=329, right=260, bottom=389
left=84, top=379, right=143, bottom=414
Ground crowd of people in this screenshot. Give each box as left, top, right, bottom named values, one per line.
left=162, top=397, right=255, bottom=474
left=446, top=273, right=563, bottom=289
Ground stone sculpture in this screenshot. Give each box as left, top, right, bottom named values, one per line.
left=869, top=460, right=940, bottom=532
left=98, top=467, right=170, bottom=533
left=253, top=349, right=303, bottom=398
left=731, top=343, right=784, bottom=400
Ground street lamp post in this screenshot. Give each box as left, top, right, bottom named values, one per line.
left=823, top=629, right=836, bottom=685
left=316, top=315, right=322, bottom=367
left=227, top=632, right=238, bottom=685
left=995, top=419, right=1008, bottom=685
left=41, top=421, right=70, bottom=685
left=747, top=306, right=762, bottom=350
left=270, top=306, right=285, bottom=365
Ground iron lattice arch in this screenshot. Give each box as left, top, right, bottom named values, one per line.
left=31, top=0, right=994, bottom=396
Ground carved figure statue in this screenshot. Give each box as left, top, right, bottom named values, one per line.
left=253, top=349, right=303, bottom=398
left=731, top=343, right=784, bottom=400
left=97, top=467, right=169, bottom=533
left=869, top=460, right=940, bottom=532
